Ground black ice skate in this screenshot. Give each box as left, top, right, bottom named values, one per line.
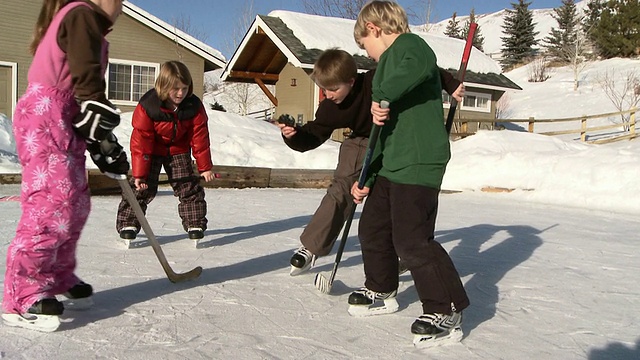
left=347, top=287, right=399, bottom=317
left=412, top=311, right=463, bottom=348
left=60, top=281, right=94, bottom=310
left=289, top=246, right=316, bottom=276
left=119, top=226, right=138, bottom=248
left=188, top=227, right=204, bottom=247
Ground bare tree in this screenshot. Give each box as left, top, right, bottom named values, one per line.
left=595, top=69, right=640, bottom=131
left=301, top=0, right=368, bottom=19
left=527, top=56, right=552, bottom=83
left=219, top=0, right=274, bottom=116
left=495, top=93, right=513, bottom=120
left=171, top=14, right=210, bottom=62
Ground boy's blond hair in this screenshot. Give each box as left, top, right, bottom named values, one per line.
left=310, top=48, right=358, bottom=89
left=155, top=61, right=194, bottom=101
left=354, top=1, right=410, bottom=47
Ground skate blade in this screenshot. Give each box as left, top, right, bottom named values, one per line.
left=413, top=327, right=463, bottom=348
left=348, top=298, right=400, bottom=317
left=2, top=313, right=61, bottom=332
left=60, top=296, right=93, bottom=311
left=289, top=264, right=311, bottom=276
left=118, top=237, right=134, bottom=249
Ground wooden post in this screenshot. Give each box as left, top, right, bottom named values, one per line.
left=630, top=108, right=636, bottom=136
left=528, top=117, right=534, bottom=133
left=580, top=116, right=587, bottom=142
left=461, top=121, right=468, bottom=134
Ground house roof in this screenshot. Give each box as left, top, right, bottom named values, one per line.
left=123, top=2, right=226, bottom=71
left=222, top=11, right=521, bottom=91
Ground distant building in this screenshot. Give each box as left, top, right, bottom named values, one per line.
left=0, top=1, right=225, bottom=117
left=221, top=11, right=522, bottom=140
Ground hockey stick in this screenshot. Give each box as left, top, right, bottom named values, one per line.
left=314, top=100, right=389, bottom=294
left=114, top=174, right=203, bottom=283
left=445, top=22, right=477, bottom=134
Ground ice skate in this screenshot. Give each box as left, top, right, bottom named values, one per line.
left=347, top=287, right=399, bottom=317
left=289, top=246, right=316, bottom=276
left=412, top=311, right=463, bottom=348
left=60, top=281, right=93, bottom=310
left=118, top=226, right=138, bottom=248
left=398, top=258, right=409, bottom=275
left=2, top=298, right=64, bottom=332
left=188, top=227, right=204, bottom=248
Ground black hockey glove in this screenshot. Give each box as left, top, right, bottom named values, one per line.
left=73, top=100, right=121, bottom=143
left=87, top=133, right=130, bottom=175
left=276, top=114, right=296, bottom=127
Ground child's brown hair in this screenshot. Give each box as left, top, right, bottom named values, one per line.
left=30, top=0, right=68, bottom=54
left=354, top=0, right=410, bottom=48
left=310, top=48, right=358, bottom=89
left=155, top=60, right=194, bottom=101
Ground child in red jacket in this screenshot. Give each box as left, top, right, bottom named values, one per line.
left=116, top=61, right=215, bottom=242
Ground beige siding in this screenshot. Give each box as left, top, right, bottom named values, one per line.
left=0, top=0, right=207, bottom=115
left=0, top=0, right=40, bottom=99
left=108, top=15, right=206, bottom=112
left=274, top=64, right=315, bottom=125
left=0, top=66, right=13, bottom=117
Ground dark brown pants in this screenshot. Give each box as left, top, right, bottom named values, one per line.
left=299, top=137, right=367, bottom=256
left=116, top=152, right=208, bottom=233
left=358, top=176, right=469, bottom=314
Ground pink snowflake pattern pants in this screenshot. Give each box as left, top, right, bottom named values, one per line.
left=2, top=84, right=90, bottom=314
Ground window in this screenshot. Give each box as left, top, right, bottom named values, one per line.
left=460, top=91, right=491, bottom=113
left=442, top=90, right=491, bottom=113
left=107, top=60, right=159, bottom=105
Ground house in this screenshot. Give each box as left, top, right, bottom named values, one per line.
left=221, top=10, right=522, bottom=140
left=0, top=1, right=225, bottom=117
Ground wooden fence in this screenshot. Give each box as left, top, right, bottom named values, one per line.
left=452, top=107, right=637, bottom=144
left=0, top=165, right=335, bottom=195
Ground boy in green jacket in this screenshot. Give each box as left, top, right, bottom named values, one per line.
left=279, top=49, right=463, bottom=276
left=349, top=0, right=470, bottom=348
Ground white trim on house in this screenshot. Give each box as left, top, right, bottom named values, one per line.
left=0, top=61, right=18, bottom=117
left=106, top=59, right=160, bottom=107
left=123, top=3, right=225, bottom=68
left=464, top=82, right=516, bottom=93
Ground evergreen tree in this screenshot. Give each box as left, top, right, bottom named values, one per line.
left=444, top=12, right=462, bottom=39
left=500, top=0, right=539, bottom=69
left=584, top=0, right=640, bottom=58
left=542, top=0, right=579, bottom=63
left=461, top=8, right=485, bottom=51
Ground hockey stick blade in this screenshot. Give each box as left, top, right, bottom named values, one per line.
left=115, top=175, right=202, bottom=283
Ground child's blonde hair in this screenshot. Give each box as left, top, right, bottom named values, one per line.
left=354, top=1, right=410, bottom=48
left=310, top=48, right=357, bottom=89
left=155, top=61, right=194, bottom=101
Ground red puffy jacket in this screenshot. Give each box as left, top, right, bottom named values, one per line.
left=130, top=89, right=213, bottom=179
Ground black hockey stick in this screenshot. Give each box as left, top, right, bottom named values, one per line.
left=113, top=174, right=202, bottom=283
left=314, top=100, right=389, bottom=294
left=445, top=22, right=477, bottom=134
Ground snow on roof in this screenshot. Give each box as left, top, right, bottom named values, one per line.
left=267, top=10, right=502, bottom=74
left=123, top=2, right=226, bottom=67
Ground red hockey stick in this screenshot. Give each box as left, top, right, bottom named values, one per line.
left=445, top=22, right=478, bottom=134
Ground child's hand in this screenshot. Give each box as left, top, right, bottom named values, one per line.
left=453, top=83, right=465, bottom=102
left=277, top=122, right=297, bottom=139
left=134, top=178, right=148, bottom=191
left=201, top=170, right=216, bottom=182
left=371, top=101, right=390, bottom=126
left=351, top=182, right=370, bottom=204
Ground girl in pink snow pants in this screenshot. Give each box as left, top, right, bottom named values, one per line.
left=2, top=0, right=126, bottom=332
